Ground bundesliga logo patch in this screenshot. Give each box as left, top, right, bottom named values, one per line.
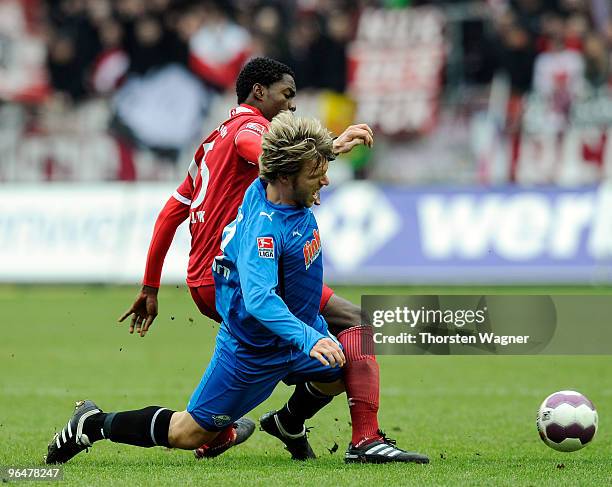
left=257, top=237, right=275, bottom=259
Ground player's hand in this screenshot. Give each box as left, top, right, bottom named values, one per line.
left=333, top=124, right=374, bottom=155
left=310, top=338, right=346, bottom=368
left=118, top=285, right=159, bottom=337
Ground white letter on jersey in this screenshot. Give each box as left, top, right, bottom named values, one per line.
left=220, top=220, right=237, bottom=252
left=190, top=142, right=214, bottom=209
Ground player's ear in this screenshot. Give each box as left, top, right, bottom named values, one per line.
left=252, top=83, right=266, bottom=101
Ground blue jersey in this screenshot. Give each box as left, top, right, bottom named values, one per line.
left=213, top=178, right=329, bottom=362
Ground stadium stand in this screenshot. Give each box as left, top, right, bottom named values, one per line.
left=1, top=0, right=610, bottom=184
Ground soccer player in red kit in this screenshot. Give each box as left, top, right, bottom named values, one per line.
left=119, top=58, right=399, bottom=463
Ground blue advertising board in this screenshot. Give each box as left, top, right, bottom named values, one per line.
left=316, top=183, right=612, bottom=284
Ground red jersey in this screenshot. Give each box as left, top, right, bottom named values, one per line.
left=143, top=104, right=269, bottom=288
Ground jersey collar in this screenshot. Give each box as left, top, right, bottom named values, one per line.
left=229, top=104, right=265, bottom=118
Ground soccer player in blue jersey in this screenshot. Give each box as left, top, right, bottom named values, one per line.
left=44, top=112, right=428, bottom=465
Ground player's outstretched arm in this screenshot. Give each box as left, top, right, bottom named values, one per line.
left=310, top=337, right=346, bottom=368
left=118, top=195, right=189, bottom=337
left=142, top=196, right=191, bottom=289
left=332, top=123, right=374, bottom=155
left=118, top=285, right=159, bottom=337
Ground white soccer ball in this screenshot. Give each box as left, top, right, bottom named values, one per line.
left=536, top=390, right=598, bottom=452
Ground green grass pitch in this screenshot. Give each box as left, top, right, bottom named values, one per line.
left=1, top=285, right=610, bottom=486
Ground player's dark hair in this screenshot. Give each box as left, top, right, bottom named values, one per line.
left=260, top=112, right=335, bottom=182
left=236, top=57, right=295, bottom=104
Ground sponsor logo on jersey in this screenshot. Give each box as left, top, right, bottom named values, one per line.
left=245, top=122, right=265, bottom=135
left=257, top=236, right=275, bottom=259
left=303, top=229, right=322, bottom=270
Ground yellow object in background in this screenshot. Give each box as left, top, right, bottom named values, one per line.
left=319, top=91, right=372, bottom=178
left=319, top=90, right=356, bottom=137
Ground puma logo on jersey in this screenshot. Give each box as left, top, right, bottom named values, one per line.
left=259, top=211, right=275, bottom=221
left=303, top=229, right=321, bottom=270
left=292, top=230, right=302, bottom=237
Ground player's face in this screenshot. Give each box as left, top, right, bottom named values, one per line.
left=290, top=158, right=330, bottom=208
left=261, top=74, right=296, bottom=120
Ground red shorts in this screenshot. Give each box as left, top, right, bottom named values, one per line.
left=190, top=284, right=335, bottom=324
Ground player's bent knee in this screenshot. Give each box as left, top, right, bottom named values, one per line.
left=168, top=411, right=218, bottom=449
left=311, top=379, right=345, bottom=396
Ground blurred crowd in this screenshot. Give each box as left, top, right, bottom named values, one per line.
left=4, top=0, right=611, bottom=181
left=43, top=0, right=612, bottom=102
left=486, top=0, right=612, bottom=95
left=42, top=0, right=374, bottom=102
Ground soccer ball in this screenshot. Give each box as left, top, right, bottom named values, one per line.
left=536, top=390, right=598, bottom=452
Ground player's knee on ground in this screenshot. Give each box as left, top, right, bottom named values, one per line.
left=168, top=411, right=218, bottom=449
left=310, top=379, right=345, bottom=396
left=322, top=294, right=365, bottom=335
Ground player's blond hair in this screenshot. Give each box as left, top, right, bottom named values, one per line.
left=259, top=111, right=335, bottom=182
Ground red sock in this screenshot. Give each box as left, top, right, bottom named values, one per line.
left=337, top=326, right=381, bottom=447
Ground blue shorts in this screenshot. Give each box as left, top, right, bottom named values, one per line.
left=187, top=329, right=343, bottom=431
